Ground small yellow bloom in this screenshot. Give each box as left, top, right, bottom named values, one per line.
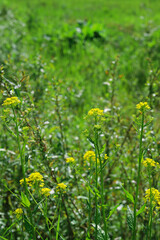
left=142, top=158, right=160, bottom=168
left=20, top=172, right=44, bottom=187
left=66, top=157, right=75, bottom=163
left=104, top=154, right=109, bottom=160
left=14, top=208, right=23, bottom=219
left=41, top=188, right=51, bottom=197
left=3, top=108, right=10, bottom=114
left=84, top=151, right=96, bottom=162
left=145, top=188, right=160, bottom=206
left=56, top=183, right=67, bottom=192
left=88, top=108, right=104, bottom=117
left=20, top=177, right=30, bottom=185
left=2, top=97, right=20, bottom=106
left=136, top=102, right=150, bottom=111
left=83, top=150, right=100, bottom=165
left=28, top=172, right=44, bottom=183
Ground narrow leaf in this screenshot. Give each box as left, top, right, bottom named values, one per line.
left=126, top=206, right=134, bottom=230
left=21, top=192, right=30, bottom=208
left=100, top=144, right=106, bottom=154
left=121, top=185, right=134, bottom=204
left=136, top=203, right=146, bottom=216
left=107, top=203, right=121, bottom=220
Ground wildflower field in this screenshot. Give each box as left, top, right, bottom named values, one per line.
left=0, top=0, right=160, bottom=239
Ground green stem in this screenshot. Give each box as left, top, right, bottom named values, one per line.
left=87, top=159, right=92, bottom=238
left=13, top=108, right=36, bottom=240
left=13, top=108, right=27, bottom=194
left=56, top=200, right=61, bottom=240
left=96, top=132, right=108, bottom=239
left=149, top=170, right=153, bottom=240
left=132, top=112, right=144, bottom=240
left=28, top=208, right=36, bottom=240
left=94, top=130, right=98, bottom=240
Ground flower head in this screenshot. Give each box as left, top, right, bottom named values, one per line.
left=104, top=154, right=109, bottom=160
left=136, top=102, right=150, bottom=111
left=84, top=151, right=96, bottom=162
left=2, top=97, right=20, bottom=106
left=14, top=208, right=23, bottom=219
left=83, top=150, right=100, bottom=165
left=20, top=172, right=44, bottom=188
left=66, top=157, right=75, bottom=163
left=142, top=158, right=160, bottom=168
left=88, top=108, right=104, bottom=117
left=56, top=183, right=67, bottom=192
left=41, top=188, right=51, bottom=197
left=145, top=188, right=160, bottom=206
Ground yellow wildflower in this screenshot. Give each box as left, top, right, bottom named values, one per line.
left=56, top=183, right=67, bottom=192
left=83, top=150, right=100, bottom=165
left=84, top=151, right=96, bottom=162
left=41, top=188, right=51, bottom=197
left=20, top=172, right=44, bottom=187
left=2, top=97, right=20, bottom=106
left=20, top=177, right=30, bottom=186
left=104, top=154, right=109, bottom=160
left=142, top=158, right=160, bottom=168
left=28, top=172, right=44, bottom=183
left=14, top=208, right=23, bottom=219
left=3, top=108, right=10, bottom=114
left=145, top=188, right=160, bottom=206
left=136, top=102, right=150, bottom=111
left=66, top=157, right=75, bottom=163
left=88, top=108, right=104, bottom=117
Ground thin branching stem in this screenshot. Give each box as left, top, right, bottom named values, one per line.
left=132, top=112, right=144, bottom=240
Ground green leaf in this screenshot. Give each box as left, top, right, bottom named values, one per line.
left=100, top=144, right=106, bottom=154
left=4, top=123, right=17, bottom=138
left=94, top=208, right=101, bottom=225
left=21, top=192, right=31, bottom=208
left=24, top=215, right=33, bottom=235
left=97, top=226, right=105, bottom=240
left=2, top=221, right=18, bottom=237
left=56, top=211, right=61, bottom=240
left=0, top=236, right=8, bottom=240
left=121, top=185, right=134, bottom=204
left=107, top=203, right=121, bottom=220
left=126, top=206, right=134, bottom=230
left=136, top=203, right=146, bottom=216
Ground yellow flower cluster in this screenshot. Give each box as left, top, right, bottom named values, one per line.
left=88, top=108, right=104, bottom=117
left=40, top=188, right=51, bottom=197
left=66, top=157, right=75, bottom=163
left=142, top=158, right=160, bottom=168
left=14, top=208, right=23, bottom=219
left=84, top=151, right=96, bottom=162
left=20, top=172, right=44, bottom=188
left=145, top=188, right=160, bottom=206
left=136, top=102, right=150, bottom=111
left=2, top=97, right=20, bottom=106
left=56, top=183, right=67, bottom=192
left=104, top=154, right=109, bottom=160
left=20, top=172, right=51, bottom=197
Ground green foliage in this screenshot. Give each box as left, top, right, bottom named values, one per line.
left=126, top=206, right=134, bottom=231
left=121, top=185, right=135, bottom=204
left=0, top=0, right=160, bottom=239
left=21, top=192, right=31, bottom=208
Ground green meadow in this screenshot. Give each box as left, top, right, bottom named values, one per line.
left=0, top=0, right=160, bottom=239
